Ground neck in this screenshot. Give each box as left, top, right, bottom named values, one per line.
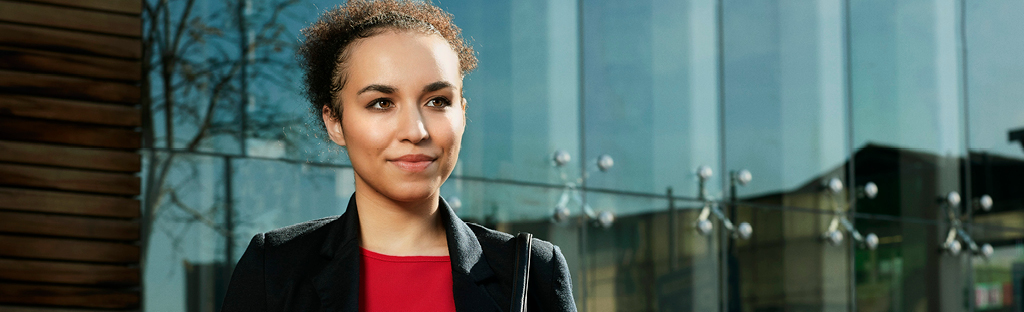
left=353, top=178, right=449, bottom=257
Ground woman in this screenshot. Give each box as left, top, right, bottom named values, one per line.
left=221, top=1, right=577, bottom=311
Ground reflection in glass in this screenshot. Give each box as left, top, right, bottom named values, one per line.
left=723, top=0, right=850, bottom=310
left=143, top=153, right=228, bottom=312
left=583, top=192, right=715, bottom=312
left=438, top=0, right=582, bottom=185
left=854, top=218, right=974, bottom=312
left=582, top=0, right=720, bottom=195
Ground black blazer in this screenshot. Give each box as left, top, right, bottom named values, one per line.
left=221, top=196, right=577, bottom=312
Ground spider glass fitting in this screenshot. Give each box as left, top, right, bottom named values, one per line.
left=695, top=165, right=753, bottom=240
left=938, top=191, right=995, bottom=258
left=821, top=178, right=880, bottom=250
left=448, top=196, right=462, bottom=212
left=550, top=150, right=616, bottom=229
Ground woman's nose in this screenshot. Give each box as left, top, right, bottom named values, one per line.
left=397, top=104, right=429, bottom=143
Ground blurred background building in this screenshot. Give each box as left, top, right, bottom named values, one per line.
left=2, top=0, right=1023, bottom=311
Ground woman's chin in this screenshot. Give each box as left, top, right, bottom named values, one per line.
left=380, top=182, right=440, bottom=203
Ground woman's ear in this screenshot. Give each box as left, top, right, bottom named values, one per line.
left=461, top=97, right=468, bottom=124
left=322, top=105, right=346, bottom=146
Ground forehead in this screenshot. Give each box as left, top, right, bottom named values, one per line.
left=343, top=31, right=462, bottom=90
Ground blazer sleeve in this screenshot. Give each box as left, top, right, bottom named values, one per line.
left=548, top=245, right=578, bottom=312
left=221, top=233, right=267, bottom=312
left=536, top=244, right=577, bottom=308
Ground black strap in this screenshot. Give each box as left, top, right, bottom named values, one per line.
left=511, top=232, right=533, bottom=312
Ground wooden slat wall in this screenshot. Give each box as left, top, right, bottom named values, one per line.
left=0, top=0, right=142, bottom=310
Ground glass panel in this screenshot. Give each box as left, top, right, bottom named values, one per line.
left=230, top=158, right=355, bottom=254
left=849, top=0, right=965, bottom=219
left=723, top=0, right=849, bottom=200
left=733, top=203, right=852, bottom=311
left=964, top=0, right=1024, bottom=160
left=722, top=1, right=851, bottom=310
left=438, top=0, right=582, bottom=184
left=964, top=7, right=1024, bottom=308
left=849, top=2, right=970, bottom=311
left=854, top=218, right=970, bottom=312
left=143, top=152, right=228, bottom=312
left=581, top=0, right=721, bottom=195
left=582, top=192, right=714, bottom=312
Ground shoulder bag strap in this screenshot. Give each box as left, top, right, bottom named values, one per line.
left=511, top=232, right=533, bottom=312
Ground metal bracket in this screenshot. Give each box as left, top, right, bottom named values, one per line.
left=550, top=150, right=616, bottom=228
left=695, top=165, right=752, bottom=240
left=821, top=178, right=879, bottom=250
left=938, top=191, right=994, bottom=258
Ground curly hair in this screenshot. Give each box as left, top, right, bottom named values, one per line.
left=297, top=0, right=477, bottom=134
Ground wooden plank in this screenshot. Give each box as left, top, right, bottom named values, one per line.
left=0, top=163, right=140, bottom=196
left=0, top=258, right=138, bottom=285
left=0, top=47, right=141, bottom=81
left=0, top=235, right=139, bottom=263
left=20, top=0, right=141, bottom=15
left=0, top=211, right=139, bottom=240
left=0, top=283, right=138, bottom=309
left=0, top=94, right=140, bottom=126
left=0, top=70, right=139, bottom=104
left=0, top=305, right=134, bottom=312
left=0, top=117, right=140, bottom=149
left=0, top=23, right=140, bottom=59
left=0, top=140, right=140, bottom=172
left=0, top=1, right=140, bottom=37
left=0, top=187, right=139, bottom=218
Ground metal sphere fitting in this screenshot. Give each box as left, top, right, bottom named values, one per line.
left=828, top=178, right=844, bottom=194
left=553, top=205, right=571, bottom=222
left=696, top=219, right=714, bottom=236
left=979, top=194, right=993, bottom=211
left=826, top=230, right=844, bottom=246
left=449, top=196, right=462, bottom=211
left=596, top=211, right=615, bottom=229
left=737, top=222, right=753, bottom=240
left=980, top=244, right=994, bottom=258
left=597, top=155, right=614, bottom=172
left=946, top=191, right=961, bottom=207
left=697, top=165, right=713, bottom=180
left=864, top=182, right=879, bottom=199
left=865, top=233, right=879, bottom=250
left=944, top=240, right=962, bottom=256
left=736, top=170, right=753, bottom=186
left=553, top=150, right=571, bottom=167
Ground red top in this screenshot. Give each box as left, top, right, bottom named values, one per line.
left=359, top=248, right=457, bottom=312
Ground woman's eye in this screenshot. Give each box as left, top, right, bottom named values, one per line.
left=426, top=97, right=451, bottom=108
left=368, top=99, right=394, bottom=110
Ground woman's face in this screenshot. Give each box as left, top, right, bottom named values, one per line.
left=323, top=31, right=465, bottom=204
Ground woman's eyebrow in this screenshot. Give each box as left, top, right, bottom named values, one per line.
left=357, top=84, right=396, bottom=95
left=423, top=81, right=454, bottom=93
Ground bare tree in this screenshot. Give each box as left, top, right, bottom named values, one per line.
left=139, top=0, right=306, bottom=307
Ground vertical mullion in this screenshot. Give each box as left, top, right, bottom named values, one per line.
left=958, top=0, right=975, bottom=310
left=843, top=0, right=858, bottom=310
left=716, top=0, right=728, bottom=311
left=576, top=0, right=588, bottom=310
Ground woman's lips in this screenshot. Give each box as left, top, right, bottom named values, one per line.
left=389, top=154, right=436, bottom=172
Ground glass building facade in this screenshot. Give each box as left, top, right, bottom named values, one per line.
left=141, top=0, right=1024, bottom=311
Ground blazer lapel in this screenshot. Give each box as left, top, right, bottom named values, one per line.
left=440, top=197, right=504, bottom=312
left=311, top=196, right=504, bottom=312
left=312, top=196, right=362, bottom=312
